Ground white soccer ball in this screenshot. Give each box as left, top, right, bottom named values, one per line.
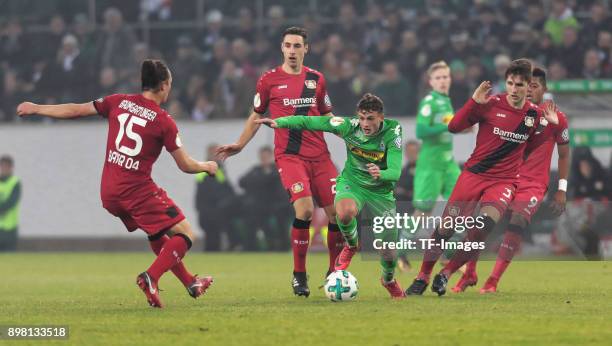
left=324, top=270, right=359, bottom=302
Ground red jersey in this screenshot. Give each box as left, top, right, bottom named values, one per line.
left=93, top=94, right=181, bottom=200
left=253, top=65, right=333, bottom=160
left=519, top=110, right=569, bottom=186
left=449, top=94, right=542, bottom=180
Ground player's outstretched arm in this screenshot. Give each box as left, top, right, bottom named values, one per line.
left=216, top=110, right=262, bottom=161
left=171, top=147, right=218, bottom=175
left=264, top=115, right=347, bottom=134
left=17, top=102, right=98, bottom=119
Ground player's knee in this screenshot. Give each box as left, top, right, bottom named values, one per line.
left=337, top=206, right=357, bottom=225
left=295, top=208, right=313, bottom=221
left=478, top=215, right=497, bottom=234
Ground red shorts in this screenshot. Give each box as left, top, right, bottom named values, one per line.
left=509, top=180, right=547, bottom=222
left=442, top=170, right=517, bottom=218
left=102, top=187, right=185, bottom=235
left=275, top=155, right=338, bottom=207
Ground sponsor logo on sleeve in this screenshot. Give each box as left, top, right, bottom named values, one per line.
left=561, top=128, right=569, bottom=142
left=394, top=137, right=402, bottom=149
left=421, top=104, right=432, bottom=117
left=253, top=93, right=261, bottom=108
left=305, top=80, right=317, bottom=89
left=176, top=135, right=183, bottom=148
left=324, top=93, right=332, bottom=108
left=330, top=116, right=345, bottom=127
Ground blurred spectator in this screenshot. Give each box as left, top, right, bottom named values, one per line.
left=492, top=54, right=511, bottom=93
left=171, top=35, right=203, bottom=95
left=230, top=7, right=256, bottom=42
left=558, top=26, right=583, bottom=77
left=544, top=0, right=580, bottom=45
left=374, top=61, right=414, bottom=116
left=548, top=60, right=568, bottom=80
left=239, top=146, right=291, bottom=251
left=199, top=9, right=227, bottom=55
left=333, top=3, right=363, bottom=49
left=0, top=70, right=25, bottom=122
left=195, top=144, right=241, bottom=251
left=2, top=1, right=611, bottom=122
left=191, top=93, right=217, bottom=121
left=265, top=6, right=286, bottom=43
left=0, top=18, right=27, bottom=68
left=327, top=60, right=360, bottom=115
left=212, top=60, right=254, bottom=118
left=397, top=30, right=426, bottom=85
left=34, top=15, right=67, bottom=65
left=449, top=61, right=471, bottom=110
left=526, top=3, right=547, bottom=31
left=395, top=140, right=420, bottom=204
left=580, top=1, right=612, bottom=46
left=96, top=7, right=137, bottom=74
left=231, top=38, right=257, bottom=79
left=570, top=147, right=608, bottom=200
left=54, top=34, right=92, bottom=101
left=583, top=48, right=605, bottom=79
left=0, top=155, right=21, bottom=252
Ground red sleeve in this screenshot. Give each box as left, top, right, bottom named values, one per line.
left=253, top=74, right=270, bottom=115
left=448, top=98, right=492, bottom=133
left=317, top=74, right=333, bottom=114
left=162, top=115, right=181, bottom=152
left=92, top=94, right=120, bottom=118
left=555, top=112, right=570, bottom=145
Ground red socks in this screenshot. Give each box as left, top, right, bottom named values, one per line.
left=147, top=234, right=191, bottom=282
left=327, top=223, right=344, bottom=273
left=489, top=231, right=522, bottom=280
left=149, top=234, right=194, bottom=286
left=417, top=229, right=446, bottom=282
left=291, top=219, right=311, bottom=273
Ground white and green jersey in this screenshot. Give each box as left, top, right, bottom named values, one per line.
left=275, top=116, right=403, bottom=194
left=415, top=91, right=455, bottom=168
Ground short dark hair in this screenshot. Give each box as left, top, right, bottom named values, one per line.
left=504, top=58, right=532, bottom=82
left=357, top=93, right=384, bottom=114
left=532, top=67, right=547, bottom=88
left=282, top=27, right=308, bottom=45
left=0, top=155, right=14, bottom=166
left=141, top=59, right=170, bottom=91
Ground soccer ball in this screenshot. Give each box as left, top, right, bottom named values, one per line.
left=324, top=270, right=359, bottom=302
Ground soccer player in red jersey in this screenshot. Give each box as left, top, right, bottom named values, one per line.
left=216, top=27, right=343, bottom=297
left=16, top=60, right=217, bottom=308
left=451, top=67, right=570, bottom=294
left=405, top=59, right=559, bottom=296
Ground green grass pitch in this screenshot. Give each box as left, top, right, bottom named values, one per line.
left=1, top=253, right=611, bottom=345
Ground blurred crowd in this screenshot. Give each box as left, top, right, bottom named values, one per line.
left=1, top=0, right=612, bottom=122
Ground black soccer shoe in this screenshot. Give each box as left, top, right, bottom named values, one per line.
left=405, top=278, right=428, bottom=296
left=292, top=271, right=310, bottom=297
left=431, top=273, right=448, bottom=296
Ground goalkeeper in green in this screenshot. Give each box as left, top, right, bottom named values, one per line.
left=397, top=61, right=462, bottom=271
left=256, top=93, right=406, bottom=299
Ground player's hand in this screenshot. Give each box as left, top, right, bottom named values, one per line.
left=542, top=101, right=559, bottom=125
left=203, top=161, right=218, bottom=176
left=550, top=190, right=566, bottom=216
left=366, top=163, right=381, bottom=179
left=254, top=118, right=278, bottom=128
left=472, top=81, right=494, bottom=104
left=16, top=102, right=39, bottom=116
left=215, top=144, right=243, bottom=161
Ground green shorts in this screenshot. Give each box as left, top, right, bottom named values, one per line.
left=334, top=175, right=397, bottom=242
left=413, top=161, right=460, bottom=212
